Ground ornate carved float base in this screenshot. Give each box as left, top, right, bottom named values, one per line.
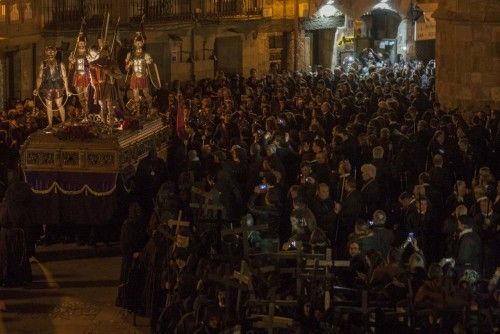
left=21, top=117, right=170, bottom=175
left=19, top=117, right=170, bottom=226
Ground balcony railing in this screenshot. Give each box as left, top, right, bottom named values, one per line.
left=130, top=0, right=193, bottom=22
left=40, top=0, right=113, bottom=30
left=130, top=0, right=264, bottom=22
left=39, top=0, right=264, bottom=29
left=201, top=0, right=263, bottom=18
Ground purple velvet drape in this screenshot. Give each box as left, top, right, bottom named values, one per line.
left=25, top=171, right=116, bottom=194
left=24, top=171, right=118, bottom=226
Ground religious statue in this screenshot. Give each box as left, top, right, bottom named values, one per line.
left=125, top=32, right=160, bottom=115
left=93, top=45, right=122, bottom=126
left=68, top=32, right=94, bottom=121
left=33, top=45, right=70, bottom=129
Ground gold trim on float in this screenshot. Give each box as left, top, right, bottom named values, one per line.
left=24, top=171, right=118, bottom=197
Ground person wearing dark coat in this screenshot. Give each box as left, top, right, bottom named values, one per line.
left=275, top=133, right=300, bottom=187
left=246, top=142, right=262, bottom=194
left=468, top=116, right=491, bottom=167
left=352, top=220, right=380, bottom=256
left=418, top=172, right=442, bottom=213
left=333, top=177, right=364, bottom=259
left=410, top=120, right=433, bottom=172
left=360, top=163, right=381, bottom=218
left=428, top=154, right=453, bottom=205
left=193, top=306, right=222, bottom=334
left=3, top=180, right=39, bottom=258
left=454, top=138, right=475, bottom=183
left=247, top=187, right=284, bottom=239
left=163, top=248, right=196, bottom=309
left=414, top=263, right=446, bottom=310
left=265, top=144, right=287, bottom=183
left=371, top=210, right=395, bottom=259
left=227, top=146, right=248, bottom=193
left=346, top=240, right=368, bottom=287
left=444, top=180, right=473, bottom=216
left=211, top=151, right=243, bottom=221
left=441, top=204, right=468, bottom=258
left=340, top=177, right=364, bottom=228
left=311, top=183, right=336, bottom=236
left=455, top=215, right=482, bottom=277
left=117, top=202, right=148, bottom=313
left=142, top=227, right=170, bottom=330
left=406, top=196, right=436, bottom=259
left=473, top=198, right=499, bottom=278
left=0, top=180, right=37, bottom=287
left=371, top=146, right=393, bottom=199
left=119, top=203, right=148, bottom=281
left=135, top=147, right=169, bottom=224
left=186, top=150, right=202, bottom=183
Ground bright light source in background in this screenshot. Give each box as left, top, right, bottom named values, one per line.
left=372, top=0, right=397, bottom=12
left=317, top=1, right=341, bottom=17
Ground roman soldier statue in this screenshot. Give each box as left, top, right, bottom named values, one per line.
left=93, top=18, right=122, bottom=126
left=33, top=45, right=70, bottom=129
left=93, top=45, right=122, bottom=126
left=125, top=32, right=158, bottom=114
left=68, top=32, right=93, bottom=121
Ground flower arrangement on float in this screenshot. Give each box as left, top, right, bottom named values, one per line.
left=119, top=118, right=142, bottom=131
left=54, top=124, right=97, bottom=141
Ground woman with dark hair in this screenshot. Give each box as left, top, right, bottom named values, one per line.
left=364, top=249, right=386, bottom=286
left=414, top=263, right=446, bottom=309
left=371, top=248, right=402, bottom=287
left=428, top=129, right=450, bottom=167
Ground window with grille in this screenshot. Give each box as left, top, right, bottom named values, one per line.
left=268, top=34, right=283, bottom=70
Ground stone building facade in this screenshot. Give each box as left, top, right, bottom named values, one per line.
left=0, top=0, right=40, bottom=110
left=1, top=0, right=330, bottom=110
left=434, top=0, right=500, bottom=111
left=38, top=0, right=322, bottom=82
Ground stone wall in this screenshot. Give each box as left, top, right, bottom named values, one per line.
left=19, top=46, right=34, bottom=99
left=434, top=0, right=500, bottom=111
left=0, top=55, right=4, bottom=112
left=285, top=29, right=308, bottom=72
left=317, top=29, right=336, bottom=69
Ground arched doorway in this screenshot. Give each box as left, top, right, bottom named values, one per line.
left=359, top=5, right=402, bottom=63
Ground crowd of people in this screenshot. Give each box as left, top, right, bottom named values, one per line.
left=0, top=99, right=45, bottom=196
left=1, top=56, right=499, bottom=333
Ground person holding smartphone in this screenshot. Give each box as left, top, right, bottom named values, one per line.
left=247, top=177, right=283, bottom=239
left=371, top=210, right=394, bottom=259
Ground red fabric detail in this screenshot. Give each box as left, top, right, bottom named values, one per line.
left=130, top=74, right=149, bottom=90
left=73, top=73, right=91, bottom=88
left=43, top=89, right=65, bottom=100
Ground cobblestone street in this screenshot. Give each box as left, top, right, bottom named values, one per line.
left=0, top=245, right=150, bottom=334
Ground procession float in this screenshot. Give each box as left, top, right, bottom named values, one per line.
left=20, top=15, right=169, bottom=225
